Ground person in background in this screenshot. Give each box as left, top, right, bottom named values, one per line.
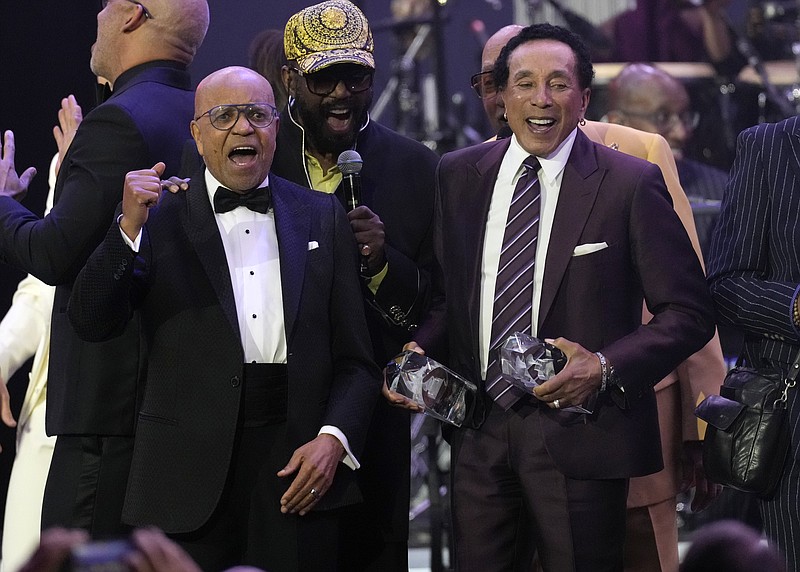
left=19, top=527, right=213, bottom=572
left=68, top=66, right=380, bottom=571
left=606, top=62, right=730, bottom=260
left=249, top=29, right=289, bottom=113
left=0, top=0, right=209, bottom=536
left=597, top=0, right=745, bottom=78
left=707, top=115, right=800, bottom=572
left=397, top=23, right=716, bottom=570
left=680, top=520, right=786, bottom=572
left=0, top=95, right=82, bottom=572
left=271, top=2, right=440, bottom=569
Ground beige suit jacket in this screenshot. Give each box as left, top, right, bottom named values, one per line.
left=580, top=121, right=726, bottom=507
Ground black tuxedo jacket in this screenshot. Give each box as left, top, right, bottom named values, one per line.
left=416, top=130, right=716, bottom=479
left=68, top=172, right=381, bottom=533
left=0, top=61, right=194, bottom=436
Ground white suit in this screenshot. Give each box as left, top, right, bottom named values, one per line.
left=0, top=156, right=58, bottom=572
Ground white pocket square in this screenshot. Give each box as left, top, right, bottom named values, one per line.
left=572, top=242, right=608, bottom=257
left=308, top=241, right=319, bottom=251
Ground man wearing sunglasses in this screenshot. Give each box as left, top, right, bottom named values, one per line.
left=0, top=0, right=209, bottom=540
left=270, top=2, right=439, bottom=570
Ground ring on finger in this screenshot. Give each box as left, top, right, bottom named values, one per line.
left=360, top=243, right=371, bottom=256
left=309, top=487, right=320, bottom=499
left=553, top=399, right=561, bottom=409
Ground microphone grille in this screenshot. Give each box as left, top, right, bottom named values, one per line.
left=337, top=150, right=363, bottom=175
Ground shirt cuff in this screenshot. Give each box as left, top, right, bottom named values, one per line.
left=318, top=425, right=359, bottom=470
left=117, top=214, right=143, bottom=252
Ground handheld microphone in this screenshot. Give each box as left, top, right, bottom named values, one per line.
left=337, top=150, right=363, bottom=212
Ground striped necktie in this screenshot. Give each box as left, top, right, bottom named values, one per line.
left=485, top=156, right=541, bottom=410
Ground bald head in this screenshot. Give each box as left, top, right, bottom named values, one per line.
left=91, top=0, right=209, bottom=85
left=482, top=25, right=523, bottom=73
left=191, top=67, right=279, bottom=192
left=194, top=66, right=275, bottom=118
left=607, top=64, right=688, bottom=112
left=480, top=25, right=523, bottom=134
left=606, top=63, right=693, bottom=156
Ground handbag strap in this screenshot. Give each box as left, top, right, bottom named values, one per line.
left=777, top=347, right=800, bottom=407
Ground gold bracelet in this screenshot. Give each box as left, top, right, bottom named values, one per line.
left=793, top=297, right=800, bottom=327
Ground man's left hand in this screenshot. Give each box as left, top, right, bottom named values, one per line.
left=348, top=205, right=385, bottom=275
left=0, top=130, right=37, bottom=202
left=278, top=434, right=344, bottom=516
left=681, top=440, right=722, bottom=512
left=533, top=337, right=602, bottom=409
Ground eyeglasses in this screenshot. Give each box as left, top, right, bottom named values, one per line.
left=290, top=67, right=374, bottom=97
left=102, top=0, right=153, bottom=19
left=194, top=103, right=278, bottom=131
left=470, top=71, right=497, bottom=99
left=619, top=109, right=700, bottom=131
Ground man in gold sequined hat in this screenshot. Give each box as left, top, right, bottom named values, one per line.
left=284, top=0, right=374, bottom=73
left=273, top=1, right=441, bottom=570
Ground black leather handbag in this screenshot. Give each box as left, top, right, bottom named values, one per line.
left=695, top=350, right=800, bottom=498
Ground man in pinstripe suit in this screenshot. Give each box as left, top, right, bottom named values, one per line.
left=707, top=115, right=800, bottom=571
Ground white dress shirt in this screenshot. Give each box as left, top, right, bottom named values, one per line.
left=478, top=129, right=579, bottom=379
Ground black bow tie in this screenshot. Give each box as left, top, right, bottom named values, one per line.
left=213, top=186, right=271, bottom=214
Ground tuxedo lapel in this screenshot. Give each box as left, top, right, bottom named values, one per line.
left=539, top=131, right=601, bottom=328
left=271, top=178, right=310, bottom=343
left=182, top=172, right=241, bottom=339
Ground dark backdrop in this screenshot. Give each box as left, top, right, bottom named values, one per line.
left=0, top=3, right=98, bottom=547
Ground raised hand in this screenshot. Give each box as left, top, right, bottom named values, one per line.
left=53, top=95, right=83, bottom=175
left=0, top=130, right=37, bottom=201
left=119, top=162, right=166, bottom=241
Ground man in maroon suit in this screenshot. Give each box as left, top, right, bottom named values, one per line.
left=400, top=24, right=716, bottom=571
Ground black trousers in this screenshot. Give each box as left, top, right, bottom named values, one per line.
left=450, top=401, right=628, bottom=572
left=41, top=434, right=134, bottom=538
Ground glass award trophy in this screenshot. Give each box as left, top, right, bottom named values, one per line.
left=385, top=351, right=476, bottom=427
left=498, top=332, right=595, bottom=414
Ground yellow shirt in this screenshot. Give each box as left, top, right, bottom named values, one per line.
left=304, top=151, right=388, bottom=294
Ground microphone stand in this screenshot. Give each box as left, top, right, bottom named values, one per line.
left=371, top=23, right=431, bottom=124
left=735, top=33, right=796, bottom=120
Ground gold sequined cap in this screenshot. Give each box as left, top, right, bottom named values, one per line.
left=284, top=0, right=374, bottom=74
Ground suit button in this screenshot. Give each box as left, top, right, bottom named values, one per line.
left=230, top=376, right=241, bottom=387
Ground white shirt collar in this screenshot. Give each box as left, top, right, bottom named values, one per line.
left=508, top=127, right=578, bottom=184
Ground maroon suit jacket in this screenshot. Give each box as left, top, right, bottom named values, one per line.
left=415, top=129, right=715, bottom=480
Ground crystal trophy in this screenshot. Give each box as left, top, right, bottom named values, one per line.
left=498, top=332, right=595, bottom=414
left=385, top=351, right=477, bottom=427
